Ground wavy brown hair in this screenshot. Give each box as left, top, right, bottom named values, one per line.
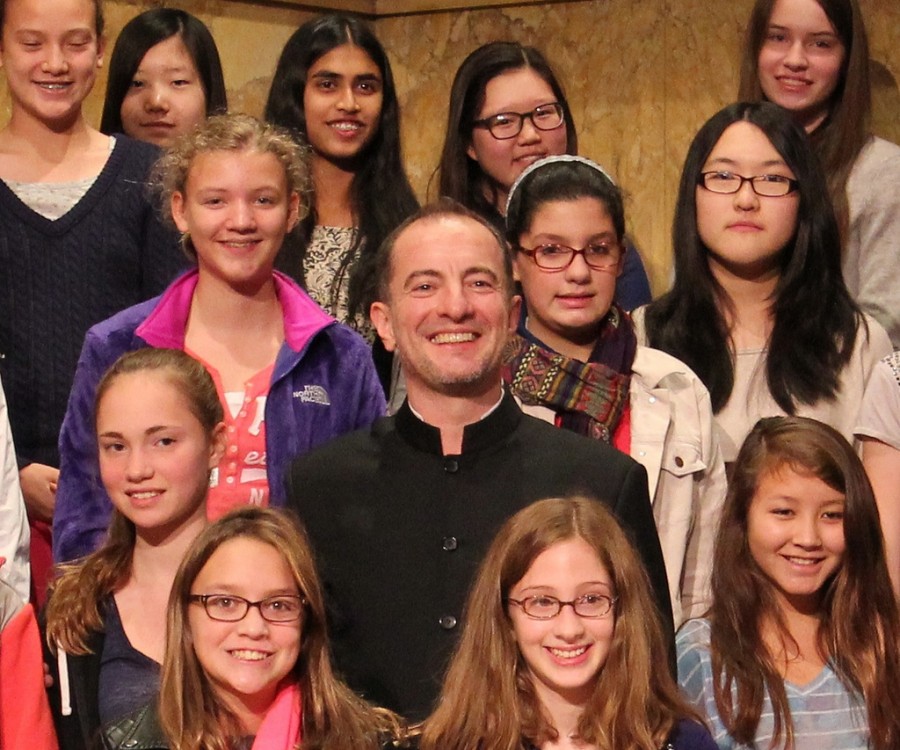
left=738, top=0, right=872, bottom=241
left=708, top=416, right=900, bottom=748
left=421, top=496, right=697, bottom=750
left=159, top=506, right=405, bottom=750
left=45, top=348, right=223, bottom=654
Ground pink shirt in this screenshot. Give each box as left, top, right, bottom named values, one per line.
left=189, top=350, right=274, bottom=520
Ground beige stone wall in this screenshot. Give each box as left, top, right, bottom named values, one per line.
left=2, top=0, right=897, bottom=291
left=378, top=0, right=900, bottom=292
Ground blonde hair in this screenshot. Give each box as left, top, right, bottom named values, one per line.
left=159, top=507, right=405, bottom=750
left=421, top=496, right=697, bottom=750
left=151, top=113, right=311, bottom=259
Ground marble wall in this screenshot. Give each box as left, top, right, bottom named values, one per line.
left=2, top=0, right=897, bottom=291
left=378, top=0, right=900, bottom=291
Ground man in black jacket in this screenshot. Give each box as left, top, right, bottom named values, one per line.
left=288, top=199, right=671, bottom=720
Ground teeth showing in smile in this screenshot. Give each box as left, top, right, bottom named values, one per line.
left=230, top=650, right=268, bottom=661
left=331, top=122, right=361, bottom=131
left=128, top=491, right=160, bottom=500
left=39, top=83, right=69, bottom=89
left=785, top=556, right=820, bottom=566
left=549, top=645, right=587, bottom=658
left=431, top=332, right=476, bottom=344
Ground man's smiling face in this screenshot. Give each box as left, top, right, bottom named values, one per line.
left=370, top=213, right=519, bottom=401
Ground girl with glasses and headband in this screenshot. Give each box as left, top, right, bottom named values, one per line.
left=421, top=496, right=717, bottom=750
left=45, top=348, right=226, bottom=750
left=677, top=416, right=900, bottom=748
left=637, top=102, right=890, bottom=466
left=435, top=41, right=652, bottom=312
left=503, top=155, right=726, bottom=629
left=105, top=506, right=405, bottom=750
left=739, top=0, right=900, bottom=347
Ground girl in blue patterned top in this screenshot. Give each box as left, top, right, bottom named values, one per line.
left=677, top=416, right=900, bottom=749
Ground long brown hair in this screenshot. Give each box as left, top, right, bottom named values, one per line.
left=708, top=416, right=900, bottom=748
left=45, top=348, right=222, bottom=655
left=159, top=507, right=404, bottom=750
left=738, top=0, right=872, bottom=240
left=421, top=496, right=696, bottom=750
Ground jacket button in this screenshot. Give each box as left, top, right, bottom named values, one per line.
left=439, top=615, right=457, bottom=630
left=444, top=459, right=459, bottom=473
left=674, top=456, right=684, bottom=468
left=442, top=536, right=458, bottom=551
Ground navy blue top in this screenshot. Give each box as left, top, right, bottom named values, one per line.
left=522, top=719, right=717, bottom=749
left=97, top=597, right=160, bottom=725
left=666, top=718, right=719, bottom=749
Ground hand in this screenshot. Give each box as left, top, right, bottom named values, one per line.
left=19, top=463, right=59, bottom=523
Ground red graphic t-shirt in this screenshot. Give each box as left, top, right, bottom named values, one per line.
left=189, top=351, right=274, bottom=520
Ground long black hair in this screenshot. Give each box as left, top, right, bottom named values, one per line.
left=643, top=102, right=862, bottom=413
left=436, top=42, right=577, bottom=231
left=264, top=14, right=418, bottom=320
left=100, top=9, right=227, bottom=136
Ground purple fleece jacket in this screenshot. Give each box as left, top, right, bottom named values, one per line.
left=53, top=270, right=386, bottom=562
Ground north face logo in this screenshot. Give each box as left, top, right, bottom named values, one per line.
left=293, top=385, right=331, bottom=405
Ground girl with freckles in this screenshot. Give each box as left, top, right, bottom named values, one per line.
left=676, top=416, right=900, bottom=749
left=637, top=102, right=890, bottom=465
left=44, top=348, right=226, bottom=750
left=421, top=496, right=716, bottom=750
left=53, top=114, right=385, bottom=564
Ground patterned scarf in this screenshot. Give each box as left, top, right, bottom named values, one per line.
left=502, top=306, right=636, bottom=442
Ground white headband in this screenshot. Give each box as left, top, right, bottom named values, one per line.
left=505, top=154, right=617, bottom=218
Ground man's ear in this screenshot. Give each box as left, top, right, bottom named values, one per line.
left=507, top=294, right=522, bottom=334
left=370, top=301, right=396, bottom=352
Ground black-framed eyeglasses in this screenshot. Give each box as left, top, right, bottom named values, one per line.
left=508, top=594, right=617, bottom=619
left=472, top=102, right=564, bottom=140
left=189, top=593, right=305, bottom=623
left=518, top=243, right=622, bottom=272
left=698, top=171, right=799, bottom=197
